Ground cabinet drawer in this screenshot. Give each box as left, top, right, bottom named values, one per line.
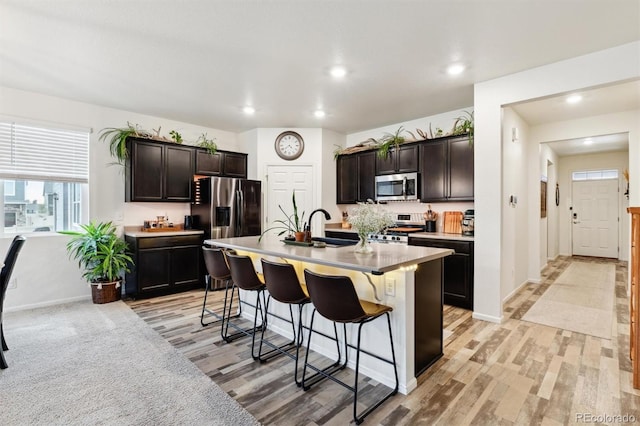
left=409, top=238, right=471, bottom=254
left=138, top=235, right=202, bottom=249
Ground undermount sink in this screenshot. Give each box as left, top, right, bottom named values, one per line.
left=311, top=237, right=358, bottom=247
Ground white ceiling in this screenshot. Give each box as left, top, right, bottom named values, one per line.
left=1, top=1, right=639, bottom=135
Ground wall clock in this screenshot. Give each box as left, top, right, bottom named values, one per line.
left=274, top=131, right=304, bottom=160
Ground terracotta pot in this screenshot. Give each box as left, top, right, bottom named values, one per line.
left=294, top=231, right=306, bottom=242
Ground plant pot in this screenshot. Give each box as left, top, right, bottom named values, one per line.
left=294, top=231, right=306, bottom=242
left=91, top=280, right=122, bottom=304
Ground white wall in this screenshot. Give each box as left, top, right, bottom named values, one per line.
left=0, top=86, right=238, bottom=310
left=475, top=41, right=640, bottom=323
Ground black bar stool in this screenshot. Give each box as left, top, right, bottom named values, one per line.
left=223, top=252, right=267, bottom=359
left=302, top=269, right=399, bottom=425
left=200, top=246, right=239, bottom=327
left=259, top=259, right=312, bottom=386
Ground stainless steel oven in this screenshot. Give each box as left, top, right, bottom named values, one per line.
left=375, top=172, right=418, bottom=202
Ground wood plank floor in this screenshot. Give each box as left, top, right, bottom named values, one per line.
left=126, top=256, right=640, bottom=425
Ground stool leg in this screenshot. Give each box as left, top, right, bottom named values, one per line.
left=249, top=290, right=264, bottom=360
left=301, top=310, right=347, bottom=391
left=200, top=276, right=213, bottom=326
left=1, top=322, right=7, bottom=351
left=293, top=303, right=305, bottom=387
left=0, top=322, right=7, bottom=369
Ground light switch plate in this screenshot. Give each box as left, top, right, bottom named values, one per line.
left=385, top=278, right=395, bottom=297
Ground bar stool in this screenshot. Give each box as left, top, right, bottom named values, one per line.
left=259, top=259, right=311, bottom=386
left=223, top=252, right=267, bottom=359
left=200, top=246, right=239, bottom=327
left=302, top=269, right=399, bottom=425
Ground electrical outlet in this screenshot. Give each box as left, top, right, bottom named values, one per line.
left=8, top=278, right=17, bottom=290
left=385, top=278, right=395, bottom=297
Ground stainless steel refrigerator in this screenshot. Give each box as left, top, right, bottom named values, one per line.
left=191, top=177, right=262, bottom=241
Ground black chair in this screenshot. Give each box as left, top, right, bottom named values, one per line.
left=259, top=259, right=311, bottom=385
left=302, top=269, right=399, bottom=425
left=200, top=246, right=239, bottom=327
left=1, top=235, right=26, bottom=369
left=223, top=253, right=266, bottom=359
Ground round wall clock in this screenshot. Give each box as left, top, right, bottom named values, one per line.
left=274, top=131, right=304, bottom=160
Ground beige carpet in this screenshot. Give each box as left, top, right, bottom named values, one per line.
left=521, top=262, right=615, bottom=339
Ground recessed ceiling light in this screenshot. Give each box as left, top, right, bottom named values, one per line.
left=242, top=106, right=255, bottom=115
left=583, top=138, right=593, bottom=145
left=447, top=64, right=465, bottom=75
left=314, top=110, right=326, bottom=118
left=330, top=66, right=347, bottom=79
left=566, top=94, right=582, bottom=104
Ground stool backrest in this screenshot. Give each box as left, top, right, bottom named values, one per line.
left=303, top=269, right=366, bottom=323
left=225, top=253, right=263, bottom=291
left=261, top=259, right=308, bottom=304
left=202, top=246, right=231, bottom=280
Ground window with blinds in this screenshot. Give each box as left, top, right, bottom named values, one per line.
left=0, top=120, right=89, bottom=234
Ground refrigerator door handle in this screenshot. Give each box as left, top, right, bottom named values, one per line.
left=236, top=189, right=243, bottom=235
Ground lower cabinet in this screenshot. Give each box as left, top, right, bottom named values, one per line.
left=124, top=234, right=203, bottom=298
left=408, top=237, right=474, bottom=310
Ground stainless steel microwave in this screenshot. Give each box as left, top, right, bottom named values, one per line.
left=375, top=172, right=418, bottom=201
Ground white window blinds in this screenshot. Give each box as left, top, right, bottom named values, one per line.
left=0, top=121, right=89, bottom=183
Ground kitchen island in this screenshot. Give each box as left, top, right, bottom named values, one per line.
left=205, top=235, right=452, bottom=394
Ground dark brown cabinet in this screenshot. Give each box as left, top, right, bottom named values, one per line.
left=419, top=136, right=473, bottom=202
left=126, top=138, right=194, bottom=202
left=124, top=234, right=203, bottom=298
left=375, top=144, right=419, bottom=175
left=408, top=237, right=474, bottom=310
left=195, top=149, right=247, bottom=178
left=336, top=151, right=376, bottom=204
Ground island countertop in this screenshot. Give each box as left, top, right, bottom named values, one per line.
left=204, top=235, right=453, bottom=274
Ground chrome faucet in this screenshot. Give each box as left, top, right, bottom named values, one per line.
left=304, top=209, right=332, bottom=239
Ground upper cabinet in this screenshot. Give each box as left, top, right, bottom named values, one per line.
left=126, top=138, right=194, bottom=202
left=375, top=144, right=419, bottom=175
left=420, top=136, right=474, bottom=202
left=195, top=149, right=247, bottom=178
left=126, top=138, right=248, bottom=202
left=336, top=150, right=376, bottom=204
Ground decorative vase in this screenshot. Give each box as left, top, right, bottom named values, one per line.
left=354, top=235, right=373, bottom=254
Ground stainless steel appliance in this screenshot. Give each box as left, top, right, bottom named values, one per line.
left=191, top=177, right=262, bottom=240
left=375, top=172, right=418, bottom=202
left=368, top=212, right=425, bottom=244
left=461, top=209, right=474, bottom=236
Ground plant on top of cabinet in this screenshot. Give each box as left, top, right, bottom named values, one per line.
left=376, top=126, right=406, bottom=159
left=169, top=130, right=183, bottom=144
left=99, top=122, right=154, bottom=165
left=196, top=133, right=218, bottom=156
left=451, top=110, right=474, bottom=146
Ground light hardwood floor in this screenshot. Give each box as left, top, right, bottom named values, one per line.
left=126, top=256, right=640, bottom=425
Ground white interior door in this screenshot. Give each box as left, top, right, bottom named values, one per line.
left=571, top=179, right=619, bottom=258
left=265, top=165, right=314, bottom=237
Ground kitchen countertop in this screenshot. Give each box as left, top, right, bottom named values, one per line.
left=204, top=235, right=453, bottom=274
left=124, top=226, right=204, bottom=238
left=324, top=225, right=474, bottom=242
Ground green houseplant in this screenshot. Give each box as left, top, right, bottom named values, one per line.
left=452, top=110, right=474, bottom=145
left=259, top=191, right=306, bottom=242
left=60, top=221, right=133, bottom=304
left=196, top=133, right=218, bottom=156
left=376, top=126, right=406, bottom=159
left=98, top=122, right=153, bottom=166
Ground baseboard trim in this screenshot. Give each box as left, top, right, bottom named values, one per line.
left=472, top=312, right=503, bottom=323
left=5, top=295, right=92, bottom=313
left=503, top=280, right=533, bottom=303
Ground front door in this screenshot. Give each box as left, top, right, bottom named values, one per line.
left=265, top=165, right=314, bottom=238
left=571, top=179, right=618, bottom=258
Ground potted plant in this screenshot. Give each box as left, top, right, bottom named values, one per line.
left=98, top=122, right=155, bottom=166
left=376, top=126, right=406, bottom=159
left=259, top=191, right=306, bottom=242
left=196, top=133, right=218, bottom=156
left=60, top=221, right=133, bottom=304
left=451, top=110, right=474, bottom=145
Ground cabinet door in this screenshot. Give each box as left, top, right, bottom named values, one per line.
left=195, top=150, right=223, bottom=175
left=165, top=145, right=194, bottom=201
left=448, top=138, right=474, bottom=200
left=223, top=152, right=248, bottom=178
left=137, top=248, right=171, bottom=291
left=375, top=150, right=396, bottom=175
left=129, top=140, right=164, bottom=201
left=443, top=254, right=472, bottom=309
left=419, top=141, right=447, bottom=202
left=171, top=245, right=201, bottom=287
left=397, top=145, right=419, bottom=173
left=337, top=155, right=358, bottom=204
left=357, top=151, right=376, bottom=202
